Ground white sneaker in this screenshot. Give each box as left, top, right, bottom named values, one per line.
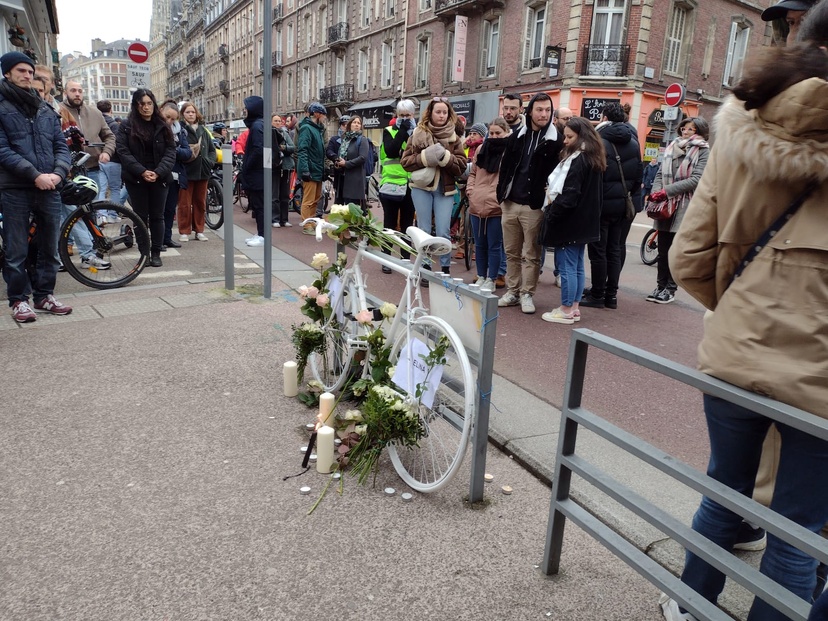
left=498, top=291, right=520, bottom=307
left=658, top=594, right=697, bottom=621
left=81, top=255, right=112, bottom=270
left=246, top=235, right=265, bottom=247
left=520, top=293, right=535, bottom=314
left=196, top=232, right=208, bottom=241
left=480, top=278, right=495, bottom=293
left=272, top=222, right=281, bottom=228
left=178, top=234, right=189, bottom=242
left=554, top=274, right=562, bottom=288
left=282, top=222, right=292, bottom=227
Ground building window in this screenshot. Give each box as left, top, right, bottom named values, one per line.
left=276, top=75, right=282, bottom=107
left=335, top=56, right=345, bottom=84
left=381, top=40, right=394, bottom=88
left=724, top=20, right=751, bottom=87
left=302, top=66, right=310, bottom=100
left=586, top=0, right=627, bottom=76
left=305, top=14, right=312, bottom=51
left=444, top=30, right=456, bottom=84
left=361, top=0, right=370, bottom=26
left=523, top=4, right=546, bottom=70
left=664, top=3, right=690, bottom=75
left=317, top=61, right=325, bottom=93
left=287, top=70, right=293, bottom=105
left=419, top=0, right=432, bottom=11
left=287, top=22, right=294, bottom=57
left=481, top=17, right=499, bottom=78
left=386, top=0, right=395, bottom=17
left=335, top=0, right=347, bottom=22
left=358, top=48, right=369, bottom=92
left=416, top=38, right=429, bottom=89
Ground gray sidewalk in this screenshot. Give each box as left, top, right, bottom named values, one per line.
left=0, top=222, right=757, bottom=620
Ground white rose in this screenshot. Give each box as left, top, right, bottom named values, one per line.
left=311, top=253, right=330, bottom=270
left=380, top=302, right=397, bottom=319
left=354, top=424, right=368, bottom=435
left=330, top=204, right=349, bottom=215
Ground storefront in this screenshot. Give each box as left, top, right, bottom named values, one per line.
left=347, top=98, right=397, bottom=148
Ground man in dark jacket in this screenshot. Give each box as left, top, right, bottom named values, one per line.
left=0, top=52, right=72, bottom=322
left=296, top=101, right=327, bottom=234
left=582, top=102, right=643, bottom=310
left=325, top=114, right=349, bottom=215
left=241, top=95, right=267, bottom=247
left=496, top=92, right=563, bottom=314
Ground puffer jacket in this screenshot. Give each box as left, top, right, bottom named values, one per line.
left=116, top=117, right=177, bottom=184
left=598, top=121, right=643, bottom=217
left=296, top=116, right=326, bottom=181
left=0, top=90, right=70, bottom=188
left=670, top=77, right=828, bottom=416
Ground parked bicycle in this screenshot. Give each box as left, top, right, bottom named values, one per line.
left=205, top=165, right=224, bottom=230
left=449, top=191, right=474, bottom=271
left=640, top=228, right=658, bottom=266
left=303, top=216, right=475, bottom=493
left=58, top=148, right=150, bottom=289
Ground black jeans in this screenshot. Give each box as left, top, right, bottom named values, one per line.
left=656, top=230, right=677, bottom=292
left=271, top=170, right=291, bottom=225
left=587, top=214, right=633, bottom=298
left=247, top=189, right=264, bottom=236
left=125, top=180, right=169, bottom=253
left=380, top=189, right=415, bottom=260
left=163, top=182, right=179, bottom=244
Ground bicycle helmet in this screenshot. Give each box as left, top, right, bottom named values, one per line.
left=213, top=122, right=227, bottom=132
left=60, top=176, right=99, bottom=205
left=338, top=115, right=351, bottom=125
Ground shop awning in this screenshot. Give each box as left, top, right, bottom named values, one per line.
left=348, top=98, right=397, bottom=129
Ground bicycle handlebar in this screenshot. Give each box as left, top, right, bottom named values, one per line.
left=302, top=217, right=338, bottom=242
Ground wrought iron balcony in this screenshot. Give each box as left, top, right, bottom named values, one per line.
left=319, top=83, right=354, bottom=105
left=219, top=44, right=229, bottom=63
left=434, top=0, right=503, bottom=17
left=581, top=44, right=630, bottom=77
left=272, top=4, right=283, bottom=22
left=172, top=87, right=183, bottom=98
left=272, top=51, right=283, bottom=72
left=191, top=75, right=204, bottom=89
left=219, top=80, right=230, bottom=96
left=327, top=22, right=349, bottom=48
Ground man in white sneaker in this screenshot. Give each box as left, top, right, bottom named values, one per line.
left=0, top=52, right=72, bottom=322
left=496, top=93, right=564, bottom=314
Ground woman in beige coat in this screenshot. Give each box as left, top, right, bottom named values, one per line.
left=659, top=5, right=828, bottom=619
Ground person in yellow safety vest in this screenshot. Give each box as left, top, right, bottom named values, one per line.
left=378, top=99, right=418, bottom=272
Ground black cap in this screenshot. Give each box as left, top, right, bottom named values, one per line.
left=761, top=0, right=817, bottom=21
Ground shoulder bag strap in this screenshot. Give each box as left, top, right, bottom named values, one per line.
left=729, top=180, right=818, bottom=286
left=610, top=143, right=630, bottom=195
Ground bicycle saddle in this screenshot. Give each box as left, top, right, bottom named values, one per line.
left=406, top=226, right=452, bottom=258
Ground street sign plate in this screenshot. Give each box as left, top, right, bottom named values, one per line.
left=664, top=83, right=685, bottom=107
left=127, top=63, right=150, bottom=89
left=127, top=42, right=149, bottom=64
left=662, top=106, right=679, bottom=121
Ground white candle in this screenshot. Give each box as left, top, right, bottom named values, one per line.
left=283, top=361, right=299, bottom=397
left=318, top=392, right=336, bottom=427
left=316, top=425, right=335, bottom=474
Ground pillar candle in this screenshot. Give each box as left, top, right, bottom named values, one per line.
left=316, top=425, right=335, bottom=474
left=283, top=361, right=299, bottom=397
left=318, top=392, right=336, bottom=427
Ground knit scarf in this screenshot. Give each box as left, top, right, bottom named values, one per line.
left=0, top=78, right=41, bottom=118
left=475, top=136, right=509, bottom=173
left=425, top=119, right=457, bottom=146
left=661, top=135, right=709, bottom=216
left=544, top=151, right=581, bottom=208
left=339, top=130, right=360, bottom=159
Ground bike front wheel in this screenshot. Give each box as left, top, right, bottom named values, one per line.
left=59, top=201, right=149, bottom=289
left=640, top=228, right=658, bottom=266
left=309, top=282, right=358, bottom=392
left=388, top=315, right=474, bottom=493
left=206, top=177, right=224, bottom=230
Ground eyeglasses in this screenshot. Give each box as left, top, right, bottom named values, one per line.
left=433, top=97, right=450, bottom=103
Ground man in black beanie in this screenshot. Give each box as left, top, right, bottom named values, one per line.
left=0, top=51, right=72, bottom=322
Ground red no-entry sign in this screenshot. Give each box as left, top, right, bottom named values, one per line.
left=664, top=83, right=686, bottom=107
left=127, top=42, right=149, bottom=64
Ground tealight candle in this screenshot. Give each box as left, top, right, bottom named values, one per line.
left=283, top=361, right=299, bottom=397
left=384, top=487, right=396, bottom=496
left=299, top=486, right=311, bottom=495
left=484, top=473, right=494, bottom=483
left=401, top=493, right=413, bottom=502
left=502, top=485, right=513, bottom=495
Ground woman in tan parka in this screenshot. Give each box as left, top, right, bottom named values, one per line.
left=659, top=5, right=828, bottom=620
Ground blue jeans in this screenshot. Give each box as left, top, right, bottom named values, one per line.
left=682, top=395, right=828, bottom=620
left=2, top=189, right=62, bottom=305
left=553, top=245, right=585, bottom=307
left=61, top=201, right=94, bottom=259
left=470, top=214, right=503, bottom=280
left=97, top=162, right=123, bottom=206
left=411, top=186, right=453, bottom=269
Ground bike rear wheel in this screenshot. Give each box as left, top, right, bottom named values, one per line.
left=388, top=315, right=474, bottom=493
left=309, top=281, right=359, bottom=392
left=59, top=201, right=149, bottom=289
left=640, top=228, right=658, bottom=266
left=206, top=177, right=224, bottom=230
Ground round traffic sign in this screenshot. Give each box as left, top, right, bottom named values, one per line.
left=664, top=83, right=686, bottom=107
left=127, top=42, right=149, bottom=64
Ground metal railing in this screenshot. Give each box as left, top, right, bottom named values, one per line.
left=219, top=44, right=228, bottom=61
left=272, top=3, right=283, bottom=21
left=327, top=22, right=349, bottom=45
left=272, top=50, right=283, bottom=70
left=319, top=83, right=353, bottom=104
left=219, top=80, right=229, bottom=96
left=581, top=44, right=630, bottom=77
left=542, top=329, right=828, bottom=621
